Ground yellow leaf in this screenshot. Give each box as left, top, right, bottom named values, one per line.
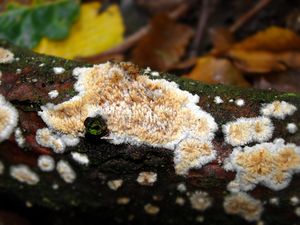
left=34, top=2, right=124, bottom=59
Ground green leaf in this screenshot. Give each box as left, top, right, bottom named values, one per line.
left=0, top=0, right=80, bottom=48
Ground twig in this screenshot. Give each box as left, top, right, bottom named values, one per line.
left=229, top=0, right=272, bottom=33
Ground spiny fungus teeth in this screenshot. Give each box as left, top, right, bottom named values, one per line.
left=38, top=62, right=217, bottom=174
left=10, top=165, right=39, bottom=185
left=56, top=160, right=76, bottom=183
left=0, top=47, right=14, bottom=63
left=222, top=117, right=274, bottom=146
left=174, top=138, right=216, bottom=175
left=189, top=191, right=212, bottom=212
left=261, top=100, right=297, bottom=119
left=0, top=95, right=18, bottom=142
left=225, top=139, right=300, bottom=191
left=223, top=192, right=263, bottom=222
left=37, top=155, right=55, bottom=172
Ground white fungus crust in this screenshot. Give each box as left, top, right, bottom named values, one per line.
left=0, top=95, right=18, bottom=142
left=107, top=179, right=123, bottom=191
left=48, top=90, right=59, bottom=99
left=287, top=123, right=298, bottom=134
left=235, top=99, right=245, bottom=107
left=53, top=67, right=65, bottom=74
left=14, top=128, right=25, bottom=148
left=261, top=101, right=297, bottom=119
left=71, top=152, right=89, bottom=165
left=136, top=171, right=157, bottom=186
left=35, top=128, right=79, bottom=153
left=222, top=117, right=274, bottom=146
left=214, top=96, right=224, bottom=104
left=10, top=165, right=39, bottom=185
left=38, top=62, right=218, bottom=175
left=56, top=160, right=76, bottom=183
left=223, top=192, right=263, bottom=222
left=37, top=155, right=55, bottom=172
left=224, top=139, right=300, bottom=191
left=189, top=191, right=212, bottom=211
left=0, top=47, right=14, bottom=63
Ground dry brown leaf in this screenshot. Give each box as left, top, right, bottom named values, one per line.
left=131, top=14, right=194, bottom=71
left=186, top=56, right=249, bottom=87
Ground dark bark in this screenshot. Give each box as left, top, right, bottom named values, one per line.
left=0, top=40, right=300, bottom=225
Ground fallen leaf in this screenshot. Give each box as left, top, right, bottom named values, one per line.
left=131, top=14, right=194, bottom=71
left=34, top=2, right=124, bottom=59
left=186, top=56, right=249, bottom=87
left=0, top=0, right=80, bottom=48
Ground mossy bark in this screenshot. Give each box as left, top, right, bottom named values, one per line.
left=0, top=40, right=300, bottom=225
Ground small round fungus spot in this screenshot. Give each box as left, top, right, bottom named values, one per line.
left=53, top=67, right=65, bottom=74
left=136, top=171, right=157, bottom=186
left=117, top=197, right=130, bottom=205
left=175, top=197, right=185, bottom=206
left=177, top=183, right=187, bottom=193
left=48, top=90, right=59, bottom=99
left=25, top=201, right=33, bottom=208
left=225, top=139, right=300, bottom=191
left=222, top=117, right=273, bottom=146
left=56, top=160, right=76, bottom=183
left=235, top=99, right=245, bottom=107
left=269, top=197, right=279, bottom=206
left=38, top=155, right=55, bottom=172
left=144, top=203, right=160, bottom=215
left=195, top=216, right=204, bottom=223
left=107, top=179, right=123, bottom=191
left=0, top=95, right=18, bottom=142
left=14, top=128, right=25, bottom=148
left=0, top=160, right=4, bottom=174
left=0, top=47, right=14, bottom=63
left=287, top=123, right=298, bottom=134
left=71, top=152, right=89, bottom=165
left=16, top=69, right=22, bottom=74
left=214, top=96, right=224, bottom=104
left=223, top=192, right=263, bottom=222
left=295, top=207, right=300, bottom=217
left=290, top=196, right=299, bottom=206
left=10, top=165, right=39, bottom=185
left=189, top=191, right=212, bottom=212
left=261, top=101, right=297, bottom=119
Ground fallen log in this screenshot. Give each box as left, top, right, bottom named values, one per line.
left=0, top=39, right=300, bottom=225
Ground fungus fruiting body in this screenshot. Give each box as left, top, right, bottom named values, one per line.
left=290, top=196, right=299, bottom=206
left=223, top=192, right=263, bottom=222
left=175, top=197, right=185, bottom=206
left=222, top=117, right=273, bottom=146
left=0, top=95, right=18, bottom=142
left=71, top=152, right=89, bottom=165
left=14, top=128, right=25, bottom=148
left=225, top=139, right=300, bottom=191
left=56, top=160, right=76, bottom=183
left=235, top=99, right=245, bottom=107
left=117, top=197, right=130, bottom=205
left=214, top=96, right=223, bottom=104
left=144, top=203, right=160, bottom=215
left=37, top=155, right=55, bottom=172
left=38, top=62, right=218, bottom=175
left=107, top=179, right=123, bottom=191
left=10, top=165, right=39, bottom=185
left=48, top=90, right=59, bottom=99
left=287, top=123, right=298, bottom=134
left=189, top=191, right=212, bottom=211
left=0, top=161, right=4, bottom=174
left=136, top=171, right=157, bottom=186
left=261, top=101, right=297, bottom=119
left=53, top=67, right=65, bottom=74
left=0, top=47, right=14, bottom=63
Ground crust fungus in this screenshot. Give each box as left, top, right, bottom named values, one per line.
left=37, top=155, right=55, bottom=172
left=223, top=192, right=263, bottom=222
left=0, top=47, right=14, bottom=63
left=222, top=117, right=273, bottom=146
left=189, top=191, right=212, bottom=212
left=0, top=95, right=18, bottom=142
left=10, top=165, right=39, bottom=185
left=0, top=161, right=4, bottom=174
left=287, top=123, right=298, bottom=134
left=225, top=139, right=300, bottom=191
left=56, top=160, right=76, bottom=183
left=136, top=171, right=157, bottom=186
left=71, top=152, right=89, bottom=165
left=144, top=203, right=160, bottom=215
left=38, top=62, right=217, bottom=175
left=14, top=128, right=25, bottom=148
left=107, top=179, right=123, bottom=191
left=261, top=101, right=297, bottom=119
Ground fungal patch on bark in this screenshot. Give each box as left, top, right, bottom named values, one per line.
left=261, top=101, right=297, bottom=119
left=290, top=196, right=299, bottom=206
left=107, top=179, right=123, bottom=191
left=214, top=96, right=224, bottom=104
left=71, top=152, right=89, bottom=165
left=14, top=128, right=25, bottom=148
left=287, top=123, right=298, bottom=134
left=223, top=192, right=263, bottom=222
left=35, top=128, right=79, bottom=153
left=144, top=203, right=160, bottom=215
left=53, top=67, right=65, bottom=74
left=117, top=197, right=130, bottom=205
left=38, top=62, right=218, bottom=175
left=0, top=95, right=18, bottom=142
left=37, top=155, right=55, bottom=172
left=174, top=139, right=216, bottom=175
left=48, top=90, right=59, bottom=99
left=56, top=160, right=76, bottom=183
left=189, top=191, right=212, bottom=212
left=295, top=207, right=300, bottom=217
left=235, top=99, right=245, bottom=107
left=136, top=171, right=157, bottom=186
left=10, top=165, right=39, bottom=185
left=175, top=197, right=185, bottom=206
left=225, top=139, right=300, bottom=191
left=0, top=161, right=4, bottom=174
left=269, top=197, right=279, bottom=206
left=177, top=183, right=187, bottom=193
left=222, top=117, right=273, bottom=146
left=0, top=47, right=14, bottom=63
